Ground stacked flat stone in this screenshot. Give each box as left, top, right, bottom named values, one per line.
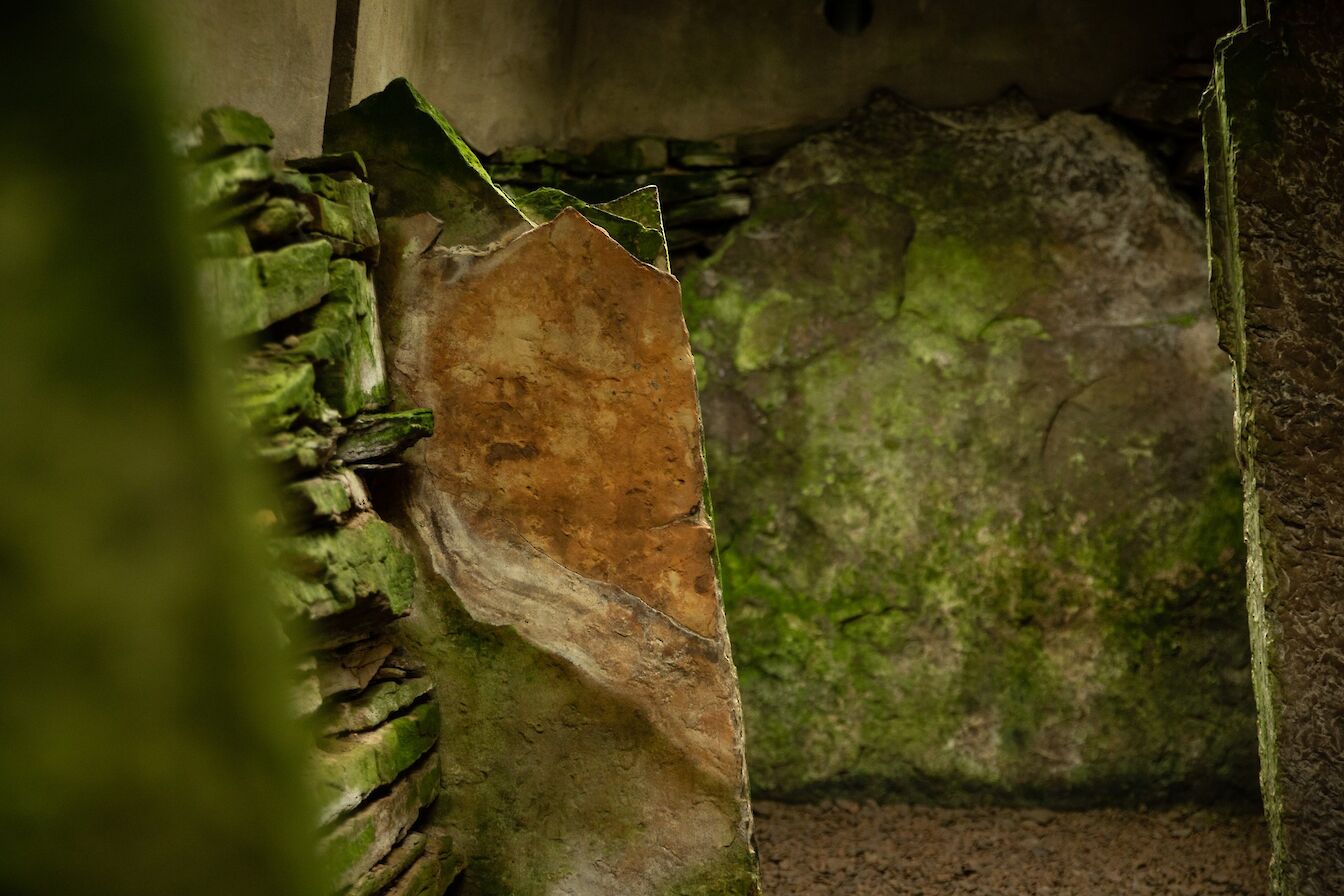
left=1107, top=59, right=1217, bottom=197
left=484, top=56, right=1218, bottom=275
left=485, top=130, right=817, bottom=271
left=179, top=106, right=461, bottom=896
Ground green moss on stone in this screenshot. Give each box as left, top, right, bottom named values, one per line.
left=287, top=259, right=389, bottom=416
left=571, top=136, right=668, bottom=174
left=346, top=831, right=427, bottom=896
left=273, top=515, right=416, bottom=624
left=323, top=78, right=525, bottom=249
left=300, top=174, right=379, bottom=254
left=230, top=354, right=316, bottom=432
left=245, top=197, right=311, bottom=245
left=318, top=758, right=439, bottom=892
left=657, top=844, right=760, bottom=896
left=682, top=94, right=1255, bottom=805
left=255, top=426, right=336, bottom=474
left=198, top=239, right=332, bottom=339
left=392, top=539, right=757, bottom=896
left=199, top=224, right=251, bottom=258
left=188, top=106, right=274, bottom=160
left=515, top=186, right=669, bottom=270
left=309, top=699, right=440, bottom=824
left=317, top=677, right=435, bottom=737
left=335, top=408, right=433, bottom=463
left=284, top=475, right=356, bottom=525
left=289, top=151, right=369, bottom=180
left=185, top=145, right=273, bottom=213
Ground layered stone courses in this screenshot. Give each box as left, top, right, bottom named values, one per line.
left=184, top=106, right=456, bottom=896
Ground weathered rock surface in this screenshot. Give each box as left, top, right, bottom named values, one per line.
left=377, top=207, right=758, bottom=894
left=682, top=91, right=1255, bottom=803
left=310, top=698, right=440, bottom=824
left=199, top=239, right=331, bottom=338
left=324, top=79, right=528, bottom=251
left=336, top=409, right=435, bottom=464
left=318, top=752, right=441, bottom=890
left=513, top=186, right=670, bottom=271
left=184, top=102, right=458, bottom=896
left=1205, top=3, right=1344, bottom=892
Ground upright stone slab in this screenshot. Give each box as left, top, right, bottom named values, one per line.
left=378, top=209, right=757, bottom=895
left=1205, top=3, right=1344, bottom=892
left=683, top=92, right=1254, bottom=803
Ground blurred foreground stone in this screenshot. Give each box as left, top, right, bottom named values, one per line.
left=1205, top=1, right=1344, bottom=892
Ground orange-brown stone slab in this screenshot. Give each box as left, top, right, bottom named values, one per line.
left=378, top=208, right=757, bottom=894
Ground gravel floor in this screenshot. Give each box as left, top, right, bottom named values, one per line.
left=753, top=800, right=1269, bottom=895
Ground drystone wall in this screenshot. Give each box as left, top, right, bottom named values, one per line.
left=482, top=59, right=1215, bottom=276
left=486, top=129, right=798, bottom=270
left=1204, top=2, right=1344, bottom=893
left=678, top=91, right=1255, bottom=805
left=182, top=107, right=460, bottom=896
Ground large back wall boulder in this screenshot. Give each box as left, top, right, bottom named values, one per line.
left=683, top=92, right=1257, bottom=804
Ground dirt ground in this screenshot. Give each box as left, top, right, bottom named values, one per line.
left=753, top=800, right=1269, bottom=896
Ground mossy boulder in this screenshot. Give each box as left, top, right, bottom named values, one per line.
left=683, top=92, right=1256, bottom=805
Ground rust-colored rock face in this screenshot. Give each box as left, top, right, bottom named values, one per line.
left=417, top=210, right=718, bottom=639
left=378, top=208, right=756, bottom=894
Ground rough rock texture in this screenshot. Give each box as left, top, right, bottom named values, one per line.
left=513, top=186, right=670, bottom=270
left=1204, top=2, right=1344, bottom=892
left=324, top=78, right=528, bottom=251
left=376, top=207, right=758, bottom=894
left=682, top=92, right=1256, bottom=803
left=182, top=106, right=458, bottom=896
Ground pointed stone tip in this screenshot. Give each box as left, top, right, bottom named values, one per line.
left=324, top=77, right=525, bottom=250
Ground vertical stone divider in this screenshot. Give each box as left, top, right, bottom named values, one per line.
left=180, top=105, right=462, bottom=896
left=1204, top=2, right=1344, bottom=893
left=327, top=78, right=760, bottom=895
